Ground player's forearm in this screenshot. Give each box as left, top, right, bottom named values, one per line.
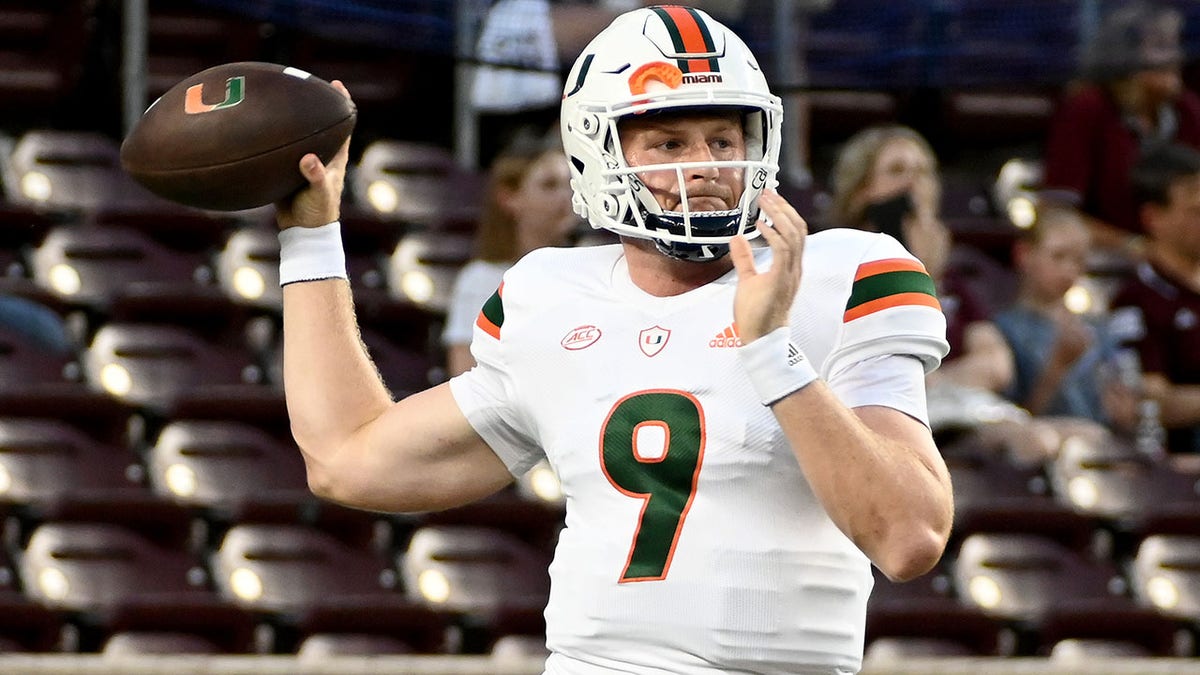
left=772, top=383, right=953, bottom=581
left=281, top=279, right=394, bottom=485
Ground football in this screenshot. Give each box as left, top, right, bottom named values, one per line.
left=120, top=62, right=356, bottom=211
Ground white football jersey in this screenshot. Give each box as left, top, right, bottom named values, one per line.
left=449, top=228, right=948, bottom=674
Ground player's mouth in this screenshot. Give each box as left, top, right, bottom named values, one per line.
left=685, top=195, right=730, bottom=211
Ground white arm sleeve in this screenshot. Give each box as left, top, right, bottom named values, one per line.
left=827, top=353, right=931, bottom=428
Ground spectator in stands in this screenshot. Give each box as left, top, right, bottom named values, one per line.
left=830, top=124, right=1013, bottom=396
left=442, top=127, right=576, bottom=376
left=994, top=209, right=1135, bottom=428
left=472, top=0, right=750, bottom=164
left=1041, top=1, right=1200, bottom=256
left=1110, top=142, right=1200, bottom=461
left=275, top=7, right=954, bottom=673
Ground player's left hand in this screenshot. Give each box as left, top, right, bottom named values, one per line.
left=728, top=190, right=806, bottom=343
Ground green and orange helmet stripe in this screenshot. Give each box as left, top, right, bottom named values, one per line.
left=650, top=5, right=721, bottom=73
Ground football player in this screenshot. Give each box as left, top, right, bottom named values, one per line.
left=275, top=6, right=953, bottom=674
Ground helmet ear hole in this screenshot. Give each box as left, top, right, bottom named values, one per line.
left=601, top=194, right=620, bottom=217
left=578, top=112, right=602, bottom=138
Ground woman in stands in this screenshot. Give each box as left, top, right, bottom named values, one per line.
left=442, top=127, right=577, bottom=377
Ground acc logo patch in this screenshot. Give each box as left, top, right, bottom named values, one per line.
left=562, top=325, right=602, bottom=350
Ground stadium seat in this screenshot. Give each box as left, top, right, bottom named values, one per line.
left=1047, top=638, right=1152, bottom=660
left=81, top=322, right=266, bottom=416
left=19, top=521, right=211, bottom=611
left=214, top=223, right=402, bottom=326
left=386, top=230, right=474, bottom=314
left=27, top=225, right=216, bottom=315
left=215, top=227, right=282, bottom=313
left=101, top=632, right=225, bottom=655
left=296, top=633, right=414, bottom=657
left=951, top=531, right=1185, bottom=655
left=398, top=525, right=551, bottom=618
left=939, top=88, right=1056, bottom=147
left=0, top=516, right=62, bottom=652
left=211, top=523, right=399, bottom=615
left=952, top=532, right=1127, bottom=623
left=1048, top=430, right=1200, bottom=525
left=0, top=324, right=77, bottom=390
left=286, top=31, right=417, bottom=133
left=145, top=419, right=309, bottom=511
left=939, top=436, right=1092, bottom=549
left=867, top=565, right=1007, bottom=657
left=349, top=140, right=483, bottom=231
left=417, top=489, right=564, bottom=556
left=0, top=417, right=142, bottom=505
left=0, top=0, right=94, bottom=127
left=210, top=521, right=452, bottom=653
left=1130, top=534, right=1200, bottom=621
left=0, top=130, right=157, bottom=214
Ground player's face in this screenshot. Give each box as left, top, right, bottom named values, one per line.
left=619, top=112, right=746, bottom=213
left=512, top=150, right=576, bottom=245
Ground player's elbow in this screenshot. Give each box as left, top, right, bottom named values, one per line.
left=875, top=525, right=949, bottom=582
left=293, top=435, right=366, bottom=505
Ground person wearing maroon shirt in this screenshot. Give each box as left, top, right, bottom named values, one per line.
left=1041, top=1, right=1200, bottom=256
left=1110, top=143, right=1200, bottom=457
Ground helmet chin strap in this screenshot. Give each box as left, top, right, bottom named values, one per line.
left=643, top=211, right=739, bottom=261
left=652, top=238, right=731, bottom=262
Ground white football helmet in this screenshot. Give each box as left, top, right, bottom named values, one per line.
left=560, top=5, right=782, bottom=261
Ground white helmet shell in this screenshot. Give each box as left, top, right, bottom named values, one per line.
left=560, top=5, right=782, bottom=261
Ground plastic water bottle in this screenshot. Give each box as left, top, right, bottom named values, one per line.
left=1135, top=397, right=1167, bottom=460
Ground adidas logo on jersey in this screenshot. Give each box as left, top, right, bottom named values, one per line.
left=709, top=323, right=741, bottom=348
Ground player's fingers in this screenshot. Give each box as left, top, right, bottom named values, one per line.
left=331, top=79, right=352, bottom=101
left=728, top=234, right=757, bottom=280
left=755, top=202, right=791, bottom=268
left=758, top=191, right=803, bottom=244
left=299, top=153, right=326, bottom=184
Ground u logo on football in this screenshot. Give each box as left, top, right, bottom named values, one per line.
left=184, top=76, right=246, bottom=115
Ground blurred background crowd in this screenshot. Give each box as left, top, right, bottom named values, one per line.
left=0, top=0, right=1199, bottom=669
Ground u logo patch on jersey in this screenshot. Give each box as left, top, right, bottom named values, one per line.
left=639, top=326, right=671, bottom=357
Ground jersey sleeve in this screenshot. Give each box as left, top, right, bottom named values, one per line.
left=446, top=280, right=546, bottom=477
left=824, top=233, right=950, bottom=378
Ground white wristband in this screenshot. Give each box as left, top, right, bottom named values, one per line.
left=278, top=221, right=348, bottom=286
left=737, top=326, right=819, bottom=406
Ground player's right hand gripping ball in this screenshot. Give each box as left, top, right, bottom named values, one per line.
left=120, top=61, right=356, bottom=212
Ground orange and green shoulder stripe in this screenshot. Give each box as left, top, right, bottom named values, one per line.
left=475, top=283, right=504, bottom=339
left=844, top=258, right=940, bottom=322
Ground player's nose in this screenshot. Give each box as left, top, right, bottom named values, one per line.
left=682, top=142, right=720, bottom=180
